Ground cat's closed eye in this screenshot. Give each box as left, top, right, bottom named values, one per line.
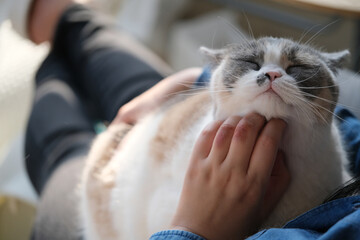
left=286, top=65, right=303, bottom=76
left=286, top=64, right=320, bottom=77
left=242, top=60, right=260, bottom=71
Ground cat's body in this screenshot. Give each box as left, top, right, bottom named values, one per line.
left=80, top=37, right=351, bottom=240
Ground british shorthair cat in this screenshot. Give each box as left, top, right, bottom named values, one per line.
left=80, top=37, right=351, bottom=240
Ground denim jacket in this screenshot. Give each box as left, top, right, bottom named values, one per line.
left=150, top=195, right=360, bottom=239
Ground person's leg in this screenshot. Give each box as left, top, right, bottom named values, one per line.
left=26, top=52, right=95, bottom=240
left=25, top=52, right=95, bottom=194
left=31, top=156, right=85, bottom=240
left=52, top=4, right=168, bottom=121
left=26, top=3, right=171, bottom=239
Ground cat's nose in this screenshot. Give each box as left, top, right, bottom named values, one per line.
left=265, top=71, right=282, bottom=81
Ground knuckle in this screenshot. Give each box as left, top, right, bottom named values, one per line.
left=228, top=115, right=242, bottom=122
left=200, top=128, right=213, bottom=139
left=212, top=171, right=230, bottom=189
left=273, top=118, right=287, bottom=128
left=201, top=162, right=213, bottom=179
left=200, top=121, right=222, bottom=138
left=188, top=163, right=211, bottom=182
left=246, top=113, right=265, bottom=125
left=186, top=167, right=197, bottom=180
left=259, top=135, right=278, bottom=150
left=186, top=161, right=201, bottom=178
left=246, top=176, right=263, bottom=198
left=214, top=123, right=235, bottom=147
left=234, top=120, right=254, bottom=141
left=226, top=173, right=247, bottom=200
left=249, top=174, right=262, bottom=187
left=219, top=124, right=236, bottom=136
left=246, top=186, right=261, bottom=202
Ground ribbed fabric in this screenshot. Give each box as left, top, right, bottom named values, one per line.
left=150, top=230, right=206, bottom=240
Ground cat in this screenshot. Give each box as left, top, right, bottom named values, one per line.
left=79, top=37, right=351, bottom=240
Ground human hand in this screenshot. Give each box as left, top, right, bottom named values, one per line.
left=171, top=113, right=290, bottom=240
left=111, top=68, right=202, bottom=125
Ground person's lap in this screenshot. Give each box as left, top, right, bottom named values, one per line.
left=26, top=4, right=360, bottom=240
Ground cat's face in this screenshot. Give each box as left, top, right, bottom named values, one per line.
left=202, top=37, right=349, bottom=124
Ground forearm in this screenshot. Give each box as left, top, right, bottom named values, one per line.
left=112, top=67, right=202, bottom=125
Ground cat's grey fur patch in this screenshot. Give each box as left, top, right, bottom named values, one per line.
left=257, top=73, right=267, bottom=86
left=222, top=41, right=265, bottom=88
left=204, top=37, right=347, bottom=103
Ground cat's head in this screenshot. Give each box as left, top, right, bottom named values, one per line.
left=201, top=37, right=349, bottom=125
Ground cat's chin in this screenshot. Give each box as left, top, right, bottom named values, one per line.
left=250, top=93, right=290, bottom=120
left=246, top=93, right=290, bottom=120
left=214, top=93, right=291, bottom=121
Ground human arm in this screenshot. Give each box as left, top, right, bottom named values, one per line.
left=111, top=67, right=202, bottom=125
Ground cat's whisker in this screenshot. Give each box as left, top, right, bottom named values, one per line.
left=174, top=82, right=209, bottom=89
left=217, top=16, right=251, bottom=46
left=297, top=97, right=329, bottom=125
left=173, top=85, right=207, bottom=92
left=277, top=83, right=330, bottom=124
left=281, top=83, right=341, bottom=125
left=211, top=20, right=219, bottom=49
left=165, top=88, right=204, bottom=97
left=217, top=66, right=245, bottom=83
left=287, top=91, right=328, bottom=125
left=297, top=72, right=359, bottom=90
left=295, top=67, right=321, bottom=85
left=304, top=19, right=340, bottom=46
left=337, top=71, right=360, bottom=83
left=294, top=107, right=302, bottom=123
left=298, top=24, right=321, bottom=45
left=170, top=87, right=231, bottom=98
left=301, top=92, right=360, bottom=113
left=242, top=11, right=255, bottom=40
left=305, top=99, right=350, bottom=124
left=298, top=103, right=321, bottom=125
left=298, top=85, right=338, bottom=89
left=307, top=102, right=329, bottom=125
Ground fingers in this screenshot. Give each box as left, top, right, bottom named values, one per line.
left=261, top=151, right=291, bottom=219
left=248, top=118, right=287, bottom=184
left=223, top=113, right=266, bottom=172
left=207, top=116, right=242, bottom=165
left=191, top=120, right=224, bottom=160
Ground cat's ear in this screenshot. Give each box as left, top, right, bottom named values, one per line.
left=321, top=50, right=350, bottom=74
left=200, top=47, right=225, bottom=68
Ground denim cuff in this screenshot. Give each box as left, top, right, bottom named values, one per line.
left=150, top=230, right=206, bottom=240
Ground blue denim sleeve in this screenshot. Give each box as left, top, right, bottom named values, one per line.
left=150, top=230, right=206, bottom=240
left=194, top=67, right=211, bottom=87
left=335, top=106, right=360, bottom=176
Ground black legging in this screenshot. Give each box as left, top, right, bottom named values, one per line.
left=25, top=4, right=164, bottom=239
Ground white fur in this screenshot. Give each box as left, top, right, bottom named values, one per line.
left=80, top=41, right=350, bottom=239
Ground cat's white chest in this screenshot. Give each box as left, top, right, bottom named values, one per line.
left=264, top=120, right=348, bottom=226
left=81, top=110, right=349, bottom=240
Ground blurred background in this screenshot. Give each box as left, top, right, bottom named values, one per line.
left=0, top=0, right=360, bottom=239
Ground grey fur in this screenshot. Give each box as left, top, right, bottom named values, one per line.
left=257, top=73, right=267, bottom=86
left=201, top=37, right=348, bottom=104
